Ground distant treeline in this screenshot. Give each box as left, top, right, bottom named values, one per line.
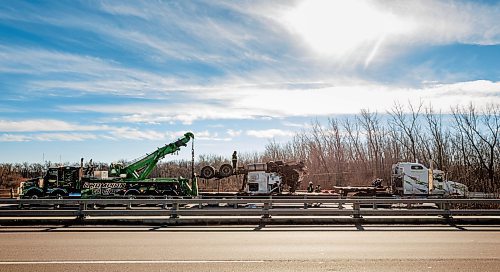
left=258, top=102, right=500, bottom=194
left=1, top=102, right=499, bottom=194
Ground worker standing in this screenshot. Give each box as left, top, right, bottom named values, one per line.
left=307, top=181, right=314, bottom=193
left=232, top=151, right=238, bottom=171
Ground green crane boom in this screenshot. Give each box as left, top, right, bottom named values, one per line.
left=112, top=132, right=194, bottom=180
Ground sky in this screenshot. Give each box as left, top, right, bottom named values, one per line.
left=0, top=0, right=499, bottom=164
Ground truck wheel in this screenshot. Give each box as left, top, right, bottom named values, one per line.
left=126, top=194, right=136, bottom=199
left=219, top=164, right=233, bottom=177
left=124, top=189, right=139, bottom=199
left=24, top=190, right=42, bottom=199
left=200, top=166, right=216, bottom=179
left=51, top=191, right=66, bottom=199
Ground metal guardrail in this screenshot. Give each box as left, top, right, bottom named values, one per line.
left=0, top=198, right=499, bottom=219
left=1, top=197, right=500, bottom=205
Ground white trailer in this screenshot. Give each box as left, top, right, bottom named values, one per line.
left=390, top=162, right=468, bottom=197
left=245, top=171, right=282, bottom=195
left=244, top=163, right=283, bottom=195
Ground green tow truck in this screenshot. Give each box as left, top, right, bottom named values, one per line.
left=18, top=132, right=198, bottom=198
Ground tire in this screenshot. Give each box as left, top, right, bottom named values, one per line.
left=24, top=190, right=42, bottom=199
left=124, top=190, right=139, bottom=199
left=200, top=165, right=216, bottom=179
left=219, top=164, right=233, bottom=178
left=51, top=191, right=66, bottom=199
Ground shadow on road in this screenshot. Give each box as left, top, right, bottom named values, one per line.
left=0, top=224, right=499, bottom=233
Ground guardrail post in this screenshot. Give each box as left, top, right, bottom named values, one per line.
left=10, top=188, right=14, bottom=199
left=77, top=201, right=86, bottom=221
left=372, top=196, right=377, bottom=210
left=442, top=202, right=452, bottom=219
left=338, top=200, right=344, bottom=209
left=269, top=195, right=273, bottom=209
left=198, top=195, right=203, bottom=209
left=233, top=195, right=238, bottom=209
left=170, top=202, right=179, bottom=218
left=262, top=202, right=271, bottom=219
left=304, top=195, right=308, bottom=209
left=55, top=195, right=63, bottom=209
left=163, top=196, right=169, bottom=210
left=352, top=202, right=362, bottom=218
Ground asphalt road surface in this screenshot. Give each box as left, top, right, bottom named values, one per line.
left=0, top=225, right=499, bottom=272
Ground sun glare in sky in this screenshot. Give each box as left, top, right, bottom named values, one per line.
left=283, top=0, right=415, bottom=65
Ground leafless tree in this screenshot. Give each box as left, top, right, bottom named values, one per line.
left=388, top=101, right=424, bottom=162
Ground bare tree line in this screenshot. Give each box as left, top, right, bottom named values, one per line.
left=0, top=162, right=47, bottom=189
left=1, top=102, right=499, bottom=194
left=260, top=102, right=500, bottom=193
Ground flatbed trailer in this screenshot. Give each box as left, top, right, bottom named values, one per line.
left=199, top=191, right=341, bottom=199
left=332, top=186, right=392, bottom=198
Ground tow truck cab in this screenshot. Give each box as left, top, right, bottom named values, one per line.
left=19, top=166, right=81, bottom=198
left=391, top=162, right=468, bottom=197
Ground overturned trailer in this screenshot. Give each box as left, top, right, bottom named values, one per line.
left=199, top=160, right=307, bottom=195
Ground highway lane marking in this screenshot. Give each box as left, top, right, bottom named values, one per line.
left=0, top=260, right=266, bottom=265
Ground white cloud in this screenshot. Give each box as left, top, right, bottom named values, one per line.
left=0, top=119, right=107, bottom=132
left=207, top=124, right=225, bottom=128
left=0, top=133, right=98, bottom=142
left=0, top=47, right=112, bottom=76
left=192, top=130, right=231, bottom=141
left=387, top=0, right=500, bottom=46
left=60, top=79, right=500, bottom=123
left=102, top=128, right=207, bottom=141
left=0, top=119, right=225, bottom=143
left=0, top=46, right=190, bottom=98
left=109, top=127, right=166, bottom=140
left=18, top=1, right=278, bottom=66
left=282, top=121, right=307, bottom=128
left=0, top=117, right=162, bottom=141
left=246, top=129, right=295, bottom=138
left=226, top=129, right=242, bottom=137
left=99, top=2, right=150, bottom=19
left=64, top=102, right=259, bottom=125
left=0, top=134, right=32, bottom=142
left=34, top=133, right=98, bottom=141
